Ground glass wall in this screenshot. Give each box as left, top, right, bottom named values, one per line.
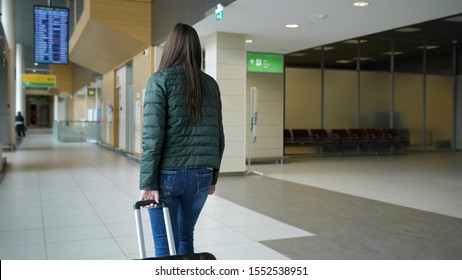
left=426, top=43, right=453, bottom=151
left=360, top=71, right=392, bottom=128
left=284, top=68, right=321, bottom=129
left=394, top=73, right=423, bottom=148
left=284, top=36, right=455, bottom=153
left=321, top=39, right=358, bottom=129
left=426, top=75, right=452, bottom=150
left=360, top=37, right=392, bottom=72
left=324, top=70, right=357, bottom=129
left=359, top=37, right=392, bottom=128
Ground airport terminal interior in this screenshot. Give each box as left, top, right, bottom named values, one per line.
left=1, top=0, right=462, bottom=260
left=1, top=129, right=462, bottom=259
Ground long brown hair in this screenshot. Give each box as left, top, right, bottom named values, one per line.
left=158, top=23, right=203, bottom=123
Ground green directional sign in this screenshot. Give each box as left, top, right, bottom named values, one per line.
left=247, top=53, right=284, bottom=74
left=216, top=10, right=223, bottom=21
left=215, top=4, right=224, bottom=22
left=22, top=74, right=56, bottom=87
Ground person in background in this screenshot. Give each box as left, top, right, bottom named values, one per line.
left=15, top=112, right=26, bottom=137
left=139, top=23, right=225, bottom=257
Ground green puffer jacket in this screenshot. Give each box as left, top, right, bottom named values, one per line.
left=139, top=66, right=225, bottom=190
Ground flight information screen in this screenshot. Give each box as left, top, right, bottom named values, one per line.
left=34, top=6, right=69, bottom=64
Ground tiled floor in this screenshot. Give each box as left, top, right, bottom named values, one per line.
left=251, top=152, right=462, bottom=219
left=0, top=130, right=312, bottom=260
left=1, top=129, right=462, bottom=259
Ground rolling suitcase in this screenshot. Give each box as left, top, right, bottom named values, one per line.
left=133, top=199, right=216, bottom=260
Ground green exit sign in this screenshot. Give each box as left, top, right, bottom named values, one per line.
left=216, top=10, right=223, bottom=21
left=215, top=4, right=224, bottom=22
left=247, top=53, right=284, bottom=74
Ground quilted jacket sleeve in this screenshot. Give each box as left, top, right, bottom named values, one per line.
left=139, top=72, right=167, bottom=190
left=213, top=83, right=225, bottom=185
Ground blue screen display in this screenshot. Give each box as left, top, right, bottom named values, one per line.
left=34, top=6, right=69, bottom=64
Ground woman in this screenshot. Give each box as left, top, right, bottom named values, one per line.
left=139, top=23, right=225, bottom=257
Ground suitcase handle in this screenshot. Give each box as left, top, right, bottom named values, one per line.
left=133, top=199, right=168, bottom=210
left=134, top=199, right=177, bottom=258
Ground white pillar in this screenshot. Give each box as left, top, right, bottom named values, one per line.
left=95, top=88, right=100, bottom=122
left=205, top=32, right=247, bottom=174
left=84, top=88, right=88, bottom=120
left=457, top=75, right=462, bottom=150
left=3, top=0, right=17, bottom=147
left=54, top=95, right=59, bottom=121
left=15, top=44, right=24, bottom=118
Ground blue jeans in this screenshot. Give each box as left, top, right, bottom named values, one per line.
left=148, top=168, right=212, bottom=257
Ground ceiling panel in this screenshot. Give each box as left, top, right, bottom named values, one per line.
left=10, top=0, right=462, bottom=76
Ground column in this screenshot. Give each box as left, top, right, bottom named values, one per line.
left=205, top=32, right=246, bottom=174
left=15, top=44, right=24, bottom=118
left=54, top=95, right=59, bottom=121
left=456, top=75, right=462, bottom=150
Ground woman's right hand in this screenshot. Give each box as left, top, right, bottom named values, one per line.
left=209, top=185, right=216, bottom=195
left=140, top=189, right=160, bottom=208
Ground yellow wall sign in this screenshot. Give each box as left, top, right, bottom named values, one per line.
left=22, top=74, right=57, bottom=88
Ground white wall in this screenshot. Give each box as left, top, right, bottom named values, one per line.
left=246, top=73, right=284, bottom=159
left=57, top=96, right=67, bottom=121
left=205, top=32, right=246, bottom=174
left=73, top=94, right=86, bottom=121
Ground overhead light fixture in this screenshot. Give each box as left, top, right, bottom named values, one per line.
left=352, top=57, right=373, bottom=61
left=395, top=27, right=421, bottom=33
left=288, top=52, right=307, bottom=57
left=344, top=39, right=368, bottom=44
left=285, top=24, right=300, bottom=28
left=416, top=45, right=440, bottom=50
left=382, top=51, right=403, bottom=55
left=444, top=15, right=462, bottom=22
left=245, top=39, right=253, bottom=43
left=336, top=60, right=353, bottom=64
left=313, top=46, right=335, bottom=51
left=353, top=2, right=370, bottom=7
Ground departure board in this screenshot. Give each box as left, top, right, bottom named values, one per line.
left=34, top=6, right=69, bottom=64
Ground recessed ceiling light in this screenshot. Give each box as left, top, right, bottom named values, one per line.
left=336, top=60, right=353, bottom=64
left=382, top=51, right=403, bottom=55
left=352, top=57, right=373, bottom=61
left=416, top=45, right=440, bottom=50
left=395, top=27, right=421, bottom=33
left=444, top=15, right=462, bottom=22
left=313, top=46, right=335, bottom=51
left=288, top=52, right=307, bottom=57
left=353, top=2, right=370, bottom=7
left=344, top=39, right=368, bottom=44
left=245, top=39, right=253, bottom=43
left=285, top=24, right=300, bottom=28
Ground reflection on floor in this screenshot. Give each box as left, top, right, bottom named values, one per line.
left=1, top=130, right=461, bottom=259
